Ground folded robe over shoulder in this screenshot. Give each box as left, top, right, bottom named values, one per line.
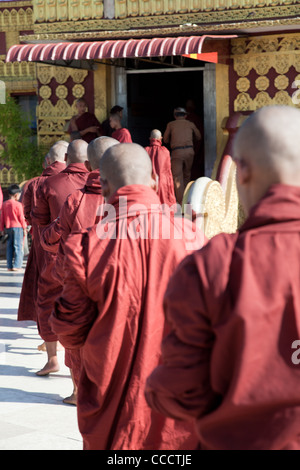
left=31, top=163, right=89, bottom=342
left=145, top=184, right=300, bottom=450
left=51, top=185, right=206, bottom=450
left=18, top=162, right=66, bottom=322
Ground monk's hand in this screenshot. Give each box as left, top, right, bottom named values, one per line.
left=86, top=126, right=99, bottom=133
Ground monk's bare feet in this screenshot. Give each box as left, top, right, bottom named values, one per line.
left=36, top=358, right=60, bottom=376
left=37, top=342, right=63, bottom=351
left=63, top=393, right=77, bottom=406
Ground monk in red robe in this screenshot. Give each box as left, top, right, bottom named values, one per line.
left=110, top=113, right=132, bottom=143
left=146, top=106, right=300, bottom=450
left=18, top=142, right=67, bottom=323
left=40, top=136, right=119, bottom=404
left=50, top=143, right=206, bottom=450
left=68, top=98, right=103, bottom=144
left=145, top=129, right=177, bottom=207
left=31, top=139, right=89, bottom=377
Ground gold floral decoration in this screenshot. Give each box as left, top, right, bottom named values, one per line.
left=236, top=77, right=250, bottom=93
left=37, top=99, right=53, bottom=118
left=274, top=91, right=291, bottom=106
left=234, top=93, right=252, bottom=112
left=55, top=85, right=68, bottom=99
left=274, top=54, right=291, bottom=75
left=37, top=65, right=52, bottom=85
left=234, top=56, right=251, bottom=77
left=55, top=99, right=72, bottom=118
left=254, top=92, right=272, bottom=109
left=254, top=56, right=271, bottom=76
left=255, top=76, right=270, bottom=91
left=55, top=68, right=69, bottom=84
left=39, top=85, right=52, bottom=99
left=72, top=84, right=85, bottom=99
left=294, top=55, right=300, bottom=73
left=274, top=75, right=289, bottom=90
left=71, top=69, right=88, bottom=84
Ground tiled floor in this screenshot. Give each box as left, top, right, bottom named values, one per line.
left=0, top=259, right=82, bottom=450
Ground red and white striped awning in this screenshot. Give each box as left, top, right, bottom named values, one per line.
left=6, top=35, right=236, bottom=63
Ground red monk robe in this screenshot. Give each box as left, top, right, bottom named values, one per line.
left=146, top=184, right=300, bottom=450
left=111, top=127, right=132, bottom=143
left=68, top=112, right=103, bottom=144
left=145, top=138, right=176, bottom=206
left=31, top=163, right=89, bottom=343
left=40, top=169, right=104, bottom=384
left=50, top=185, right=206, bottom=450
left=18, top=162, right=66, bottom=322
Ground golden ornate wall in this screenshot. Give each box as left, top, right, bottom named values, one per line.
left=0, top=3, right=36, bottom=93
left=34, top=0, right=103, bottom=23
left=36, top=63, right=108, bottom=147
left=27, top=0, right=300, bottom=40
left=231, top=34, right=300, bottom=112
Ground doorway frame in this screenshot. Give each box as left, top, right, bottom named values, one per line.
left=113, top=63, right=217, bottom=178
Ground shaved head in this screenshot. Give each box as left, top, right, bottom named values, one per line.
left=233, top=105, right=300, bottom=213
left=47, top=140, right=69, bottom=164
left=100, top=143, right=153, bottom=198
left=87, top=136, right=119, bottom=170
left=66, top=139, right=88, bottom=164
left=150, top=129, right=162, bottom=140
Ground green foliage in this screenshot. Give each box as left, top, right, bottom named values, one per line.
left=0, top=94, right=46, bottom=180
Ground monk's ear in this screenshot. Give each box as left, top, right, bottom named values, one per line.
left=85, top=161, right=92, bottom=171
left=235, top=158, right=251, bottom=186
left=100, top=178, right=110, bottom=198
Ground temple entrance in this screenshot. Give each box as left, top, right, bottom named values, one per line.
left=126, top=67, right=205, bottom=178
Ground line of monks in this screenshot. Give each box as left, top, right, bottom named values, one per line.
left=17, top=105, right=300, bottom=450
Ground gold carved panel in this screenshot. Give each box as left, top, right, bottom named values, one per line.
left=36, top=64, right=91, bottom=147
left=34, top=0, right=103, bottom=23
left=232, top=34, right=300, bottom=112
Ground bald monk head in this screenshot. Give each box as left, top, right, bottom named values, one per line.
left=46, top=140, right=69, bottom=165
left=233, top=105, right=300, bottom=215
left=65, top=139, right=88, bottom=166
left=87, top=136, right=119, bottom=171
left=99, top=143, right=155, bottom=199
left=150, top=129, right=162, bottom=141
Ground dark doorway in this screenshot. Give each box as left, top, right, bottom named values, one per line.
left=127, top=69, right=205, bottom=179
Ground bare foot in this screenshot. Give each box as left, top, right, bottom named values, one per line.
left=36, top=359, right=60, bottom=376
left=63, top=393, right=77, bottom=406
left=38, top=342, right=63, bottom=352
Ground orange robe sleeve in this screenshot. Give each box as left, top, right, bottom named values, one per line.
left=51, top=231, right=98, bottom=349
left=31, top=183, right=51, bottom=227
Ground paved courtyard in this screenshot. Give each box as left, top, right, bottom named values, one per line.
left=0, top=258, right=82, bottom=450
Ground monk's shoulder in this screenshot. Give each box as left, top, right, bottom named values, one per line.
left=192, top=232, right=239, bottom=284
